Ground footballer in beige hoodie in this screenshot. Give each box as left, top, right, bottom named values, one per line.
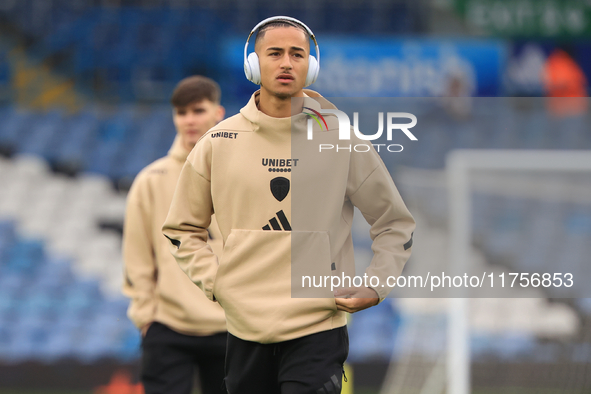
left=163, top=18, right=415, bottom=394
left=123, top=76, right=227, bottom=394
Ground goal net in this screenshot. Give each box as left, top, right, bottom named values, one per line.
left=380, top=148, right=591, bottom=394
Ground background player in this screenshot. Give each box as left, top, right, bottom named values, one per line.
left=122, top=76, right=227, bottom=394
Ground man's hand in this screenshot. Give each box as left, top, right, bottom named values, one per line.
left=141, top=322, right=152, bottom=337
left=334, top=287, right=379, bottom=313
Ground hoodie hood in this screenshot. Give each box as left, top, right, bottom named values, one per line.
left=168, top=135, right=190, bottom=163
left=239, top=89, right=338, bottom=134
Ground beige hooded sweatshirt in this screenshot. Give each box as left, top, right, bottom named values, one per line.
left=122, top=136, right=226, bottom=336
left=163, top=90, right=415, bottom=343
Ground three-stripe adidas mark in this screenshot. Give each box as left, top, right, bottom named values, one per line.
left=316, top=374, right=341, bottom=394
left=262, top=210, right=291, bottom=231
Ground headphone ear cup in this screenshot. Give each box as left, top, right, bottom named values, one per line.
left=245, top=52, right=261, bottom=85
left=305, top=55, right=319, bottom=87
left=244, top=56, right=252, bottom=82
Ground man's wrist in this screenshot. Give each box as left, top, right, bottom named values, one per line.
left=367, top=287, right=380, bottom=305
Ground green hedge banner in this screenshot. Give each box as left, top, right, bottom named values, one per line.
left=454, top=0, right=591, bottom=37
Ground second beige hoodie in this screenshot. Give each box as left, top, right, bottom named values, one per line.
left=123, top=136, right=226, bottom=336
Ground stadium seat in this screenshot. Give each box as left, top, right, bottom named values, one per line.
left=349, top=303, right=400, bottom=361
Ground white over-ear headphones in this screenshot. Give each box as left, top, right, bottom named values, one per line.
left=244, top=16, right=320, bottom=87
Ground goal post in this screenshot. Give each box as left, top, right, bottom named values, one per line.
left=446, top=149, right=591, bottom=394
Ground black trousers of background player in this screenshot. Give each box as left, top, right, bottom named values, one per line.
left=141, top=322, right=227, bottom=394
left=225, top=326, right=349, bottom=394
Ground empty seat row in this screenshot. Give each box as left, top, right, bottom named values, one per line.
left=0, top=219, right=139, bottom=363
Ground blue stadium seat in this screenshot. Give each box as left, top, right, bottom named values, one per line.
left=86, top=140, right=124, bottom=177
left=4, top=326, right=40, bottom=362
left=0, top=109, right=35, bottom=151
left=20, top=110, right=65, bottom=160
left=522, top=112, right=551, bottom=149
left=20, top=291, right=60, bottom=320
left=97, top=299, right=129, bottom=318
left=118, top=330, right=141, bottom=361
left=532, top=342, right=561, bottom=363
left=0, top=271, right=27, bottom=298
left=471, top=333, right=535, bottom=361
left=37, top=330, right=76, bottom=362
left=550, top=115, right=586, bottom=150
left=53, top=311, right=86, bottom=334
left=489, top=107, right=519, bottom=149
left=5, top=238, right=45, bottom=273
left=53, top=109, right=99, bottom=163
left=348, top=301, right=400, bottom=362
left=571, top=342, right=591, bottom=363
left=0, top=220, right=16, bottom=257
left=0, top=322, right=14, bottom=360
left=43, top=11, right=98, bottom=55
left=0, top=218, right=138, bottom=363
left=77, top=335, right=116, bottom=363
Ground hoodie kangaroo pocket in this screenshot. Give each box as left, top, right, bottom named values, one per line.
left=212, top=229, right=337, bottom=342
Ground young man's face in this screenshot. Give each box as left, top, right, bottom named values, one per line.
left=173, top=100, right=224, bottom=151
left=255, top=26, right=310, bottom=99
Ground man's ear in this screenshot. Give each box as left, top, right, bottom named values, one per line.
left=216, top=106, right=225, bottom=123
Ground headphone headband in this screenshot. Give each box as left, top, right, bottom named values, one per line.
left=246, top=16, right=317, bottom=46
left=243, top=16, right=320, bottom=86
